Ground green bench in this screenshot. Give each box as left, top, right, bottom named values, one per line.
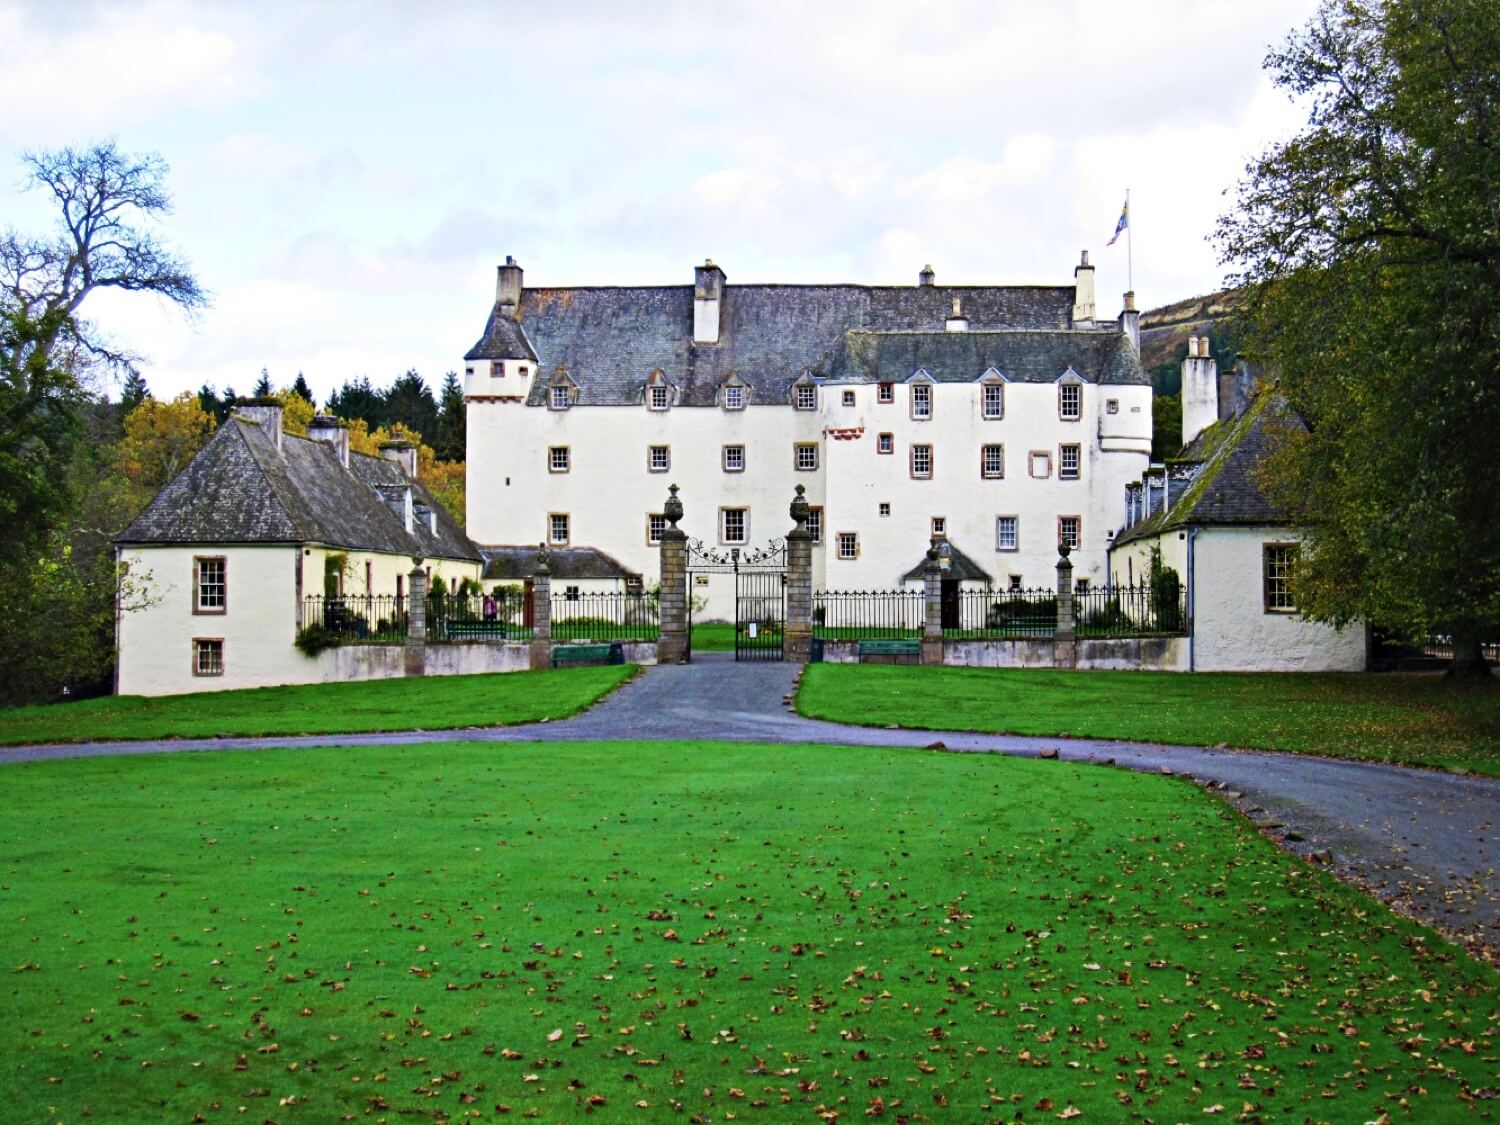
left=552, top=642, right=623, bottom=668
left=857, top=638, right=922, bottom=663
left=441, top=619, right=510, bottom=640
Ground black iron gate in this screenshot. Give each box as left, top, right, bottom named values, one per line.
left=687, top=539, right=786, bottom=662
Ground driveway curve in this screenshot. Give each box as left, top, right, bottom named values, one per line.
left=4, top=654, right=1495, bottom=960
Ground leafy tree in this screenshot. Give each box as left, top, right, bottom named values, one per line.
left=343, top=419, right=465, bottom=528
left=434, top=370, right=466, bottom=462
left=384, top=368, right=439, bottom=437
left=1151, top=394, right=1182, bottom=462
left=274, top=387, right=316, bottom=437
left=291, top=371, right=315, bottom=407
left=1216, top=0, right=1500, bottom=676
left=326, top=376, right=383, bottom=427
left=119, top=370, right=149, bottom=412
left=116, top=393, right=217, bottom=490
left=252, top=368, right=274, bottom=397
left=196, top=383, right=226, bottom=423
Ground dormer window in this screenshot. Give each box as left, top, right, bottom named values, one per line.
left=910, top=383, right=932, bottom=420
left=724, top=385, right=745, bottom=411
left=1059, top=382, right=1082, bottom=421
left=649, top=385, right=670, bottom=411
left=982, top=383, right=1004, bottom=419
left=795, top=383, right=817, bottom=411
left=550, top=385, right=571, bottom=410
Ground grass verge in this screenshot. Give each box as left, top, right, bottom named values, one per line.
left=1, top=740, right=1494, bottom=1122
left=0, top=666, right=634, bottom=746
left=796, top=665, right=1500, bottom=776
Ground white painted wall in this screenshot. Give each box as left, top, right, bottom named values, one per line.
left=466, top=374, right=1152, bottom=612
left=1191, top=527, right=1366, bottom=672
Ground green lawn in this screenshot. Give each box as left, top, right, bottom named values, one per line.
left=1, top=741, right=1492, bottom=1122
left=691, top=622, right=737, bottom=651
left=0, top=666, right=634, bottom=746
left=797, top=665, right=1500, bottom=775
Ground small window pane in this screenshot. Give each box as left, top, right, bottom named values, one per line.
left=722, top=508, right=747, bottom=544
left=649, top=446, right=670, bottom=472
left=982, top=444, right=1004, bottom=479
left=983, top=383, right=1004, bottom=419
left=911, top=383, right=932, bottom=419
left=194, top=638, right=223, bottom=676
left=196, top=558, right=226, bottom=612
left=806, top=507, right=823, bottom=543
left=1059, top=383, right=1081, bottom=420
left=996, top=516, right=1018, bottom=551
left=549, top=514, right=570, bottom=545
left=1059, top=444, right=1080, bottom=480
left=911, top=444, right=932, bottom=478
left=795, top=444, right=818, bottom=471
left=877, top=433, right=893, bottom=454
left=549, top=446, right=570, bottom=472
left=837, top=532, right=858, bottom=560
left=877, top=383, right=893, bottom=403
left=723, top=445, right=745, bottom=472
left=796, top=384, right=817, bottom=410
left=1264, top=544, right=1298, bottom=611
left=650, top=385, right=669, bottom=410
left=724, top=385, right=744, bottom=410
left=1059, top=516, right=1080, bottom=549
left=647, top=514, right=666, bottom=544
left=879, top=502, right=891, bottom=517
left=551, top=385, right=570, bottom=409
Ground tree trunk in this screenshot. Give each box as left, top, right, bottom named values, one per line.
left=1446, top=627, right=1494, bottom=680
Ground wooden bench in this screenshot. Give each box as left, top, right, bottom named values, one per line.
left=441, top=619, right=510, bottom=640
left=552, top=642, right=623, bottom=668
left=856, top=638, right=922, bottom=664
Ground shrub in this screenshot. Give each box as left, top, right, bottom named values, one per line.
left=294, top=623, right=342, bottom=657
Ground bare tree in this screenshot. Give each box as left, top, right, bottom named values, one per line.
left=0, top=139, right=206, bottom=378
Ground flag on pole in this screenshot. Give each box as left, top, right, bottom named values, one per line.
left=1106, top=197, right=1129, bottom=246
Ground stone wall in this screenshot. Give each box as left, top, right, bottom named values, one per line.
left=817, top=635, right=1188, bottom=671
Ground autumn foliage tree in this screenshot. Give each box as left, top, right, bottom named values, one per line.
left=1216, top=0, right=1500, bottom=676
left=116, top=393, right=217, bottom=491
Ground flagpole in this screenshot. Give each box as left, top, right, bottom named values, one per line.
left=1126, top=187, right=1133, bottom=294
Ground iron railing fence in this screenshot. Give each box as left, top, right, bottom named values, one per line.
left=551, top=591, right=659, bottom=642
left=813, top=589, right=925, bottom=640
left=1420, top=638, right=1500, bottom=661
left=299, top=595, right=409, bottom=643
left=427, top=592, right=531, bottom=641
left=1074, top=582, right=1190, bottom=637
left=945, top=587, right=1058, bottom=638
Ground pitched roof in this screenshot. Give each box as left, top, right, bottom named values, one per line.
left=901, top=538, right=993, bottom=583
left=464, top=313, right=537, bottom=362
left=464, top=282, right=1145, bottom=406
left=478, top=545, right=637, bottom=581
left=1113, top=394, right=1300, bottom=547
left=117, top=418, right=480, bottom=562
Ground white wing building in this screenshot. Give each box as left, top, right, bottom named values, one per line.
left=463, top=255, right=1152, bottom=610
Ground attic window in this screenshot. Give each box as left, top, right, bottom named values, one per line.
left=1059, top=383, right=1082, bottom=420
left=910, top=383, right=932, bottom=420
left=795, top=384, right=817, bottom=411
left=550, top=385, right=571, bottom=410
left=648, top=385, right=670, bottom=411
left=982, top=383, right=1004, bottom=419
left=724, top=385, right=745, bottom=410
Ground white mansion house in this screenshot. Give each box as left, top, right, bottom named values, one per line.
left=462, top=254, right=1152, bottom=602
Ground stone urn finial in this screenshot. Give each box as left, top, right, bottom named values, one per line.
left=536, top=541, right=551, bottom=576
left=926, top=539, right=941, bottom=565
left=1057, top=542, right=1072, bottom=560
left=664, top=483, right=683, bottom=529
left=789, top=483, right=810, bottom=529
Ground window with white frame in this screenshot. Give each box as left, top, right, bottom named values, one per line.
left=981, top=444, right=1004, bottom=479
left=648, top=445, right=670, bottom=472
left=550, top=384, right=570, bottom=410
left=877, top=432, right=894, bottom=455
left=648, top=384, right=670, bottom=411
left=565, top=585, right=581, bottom=601
left=837, top=531, right=859, bottom=560
left=877, top=383, right=894, bottom=403
left=795, top=443, right=819, bottom=471
left=194, top=556, right=226, bottom=614
left=1059, top=444, right=1080, bottom=480
left=193, top=637, right=223, bottom=676
left=1029, top=450, right=1052, bottom=478
left=1059, top=382, right=1082, bottom=420
left=1059, top=515, right=1080, bottom=549
left=806, top=506, right=823, bottom=543
left=795, top=384, right=817, bottom=410
left=721, top=507, right=748, bottom=545
left=647, top=513, right=667, bottom=545
left=930, top=516, right=946, bottom=538
left=841, top=390, right=856, bottom=407
left=548, top=446, right=570, bottom=473
left=996, top=516, right=1019, bottom=551
left=549, top=513, right=570, bottom=545
left=1264, top=544, right=1299, bottom=612
left=722, top=444, right=745, bottom=472
left=910, top=383, right=932, bottom=419
left=724, top=385, right=745, bottom=410
left=911, top=444, right=933, bottom=478
left=982, top=383, right=1004, bottom=419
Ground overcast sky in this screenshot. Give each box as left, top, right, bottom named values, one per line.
left=1, top=0, right=1319, bottom=404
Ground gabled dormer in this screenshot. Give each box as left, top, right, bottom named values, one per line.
left=976, top=367, right=1008, bottom=420
left=642, top=368, right=677, bottom=412
left=906, top=368, right=935, bottom=421
left=547, top=366, right=579, bottom=411
left=719, top=372, right=750, bottom=411
left=1055, top=366, right=1087, bottom=421
left=790, top=371, right=820, bottom=412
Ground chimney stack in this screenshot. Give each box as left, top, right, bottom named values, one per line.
left=1181, top=334, right=1220, bottom=448
left=693, top=259, right=726, bottom=345
left=233, top=397, right=284, bottom=453
left=1072, top=250, right=1095, bottom=323
left=379, top=439, right=417, bottom=479
left=918, top=264, right=935, bottom=287
left=496, top=255, right=523, bottom=317
left=308, top=414, right=351, bottom=468
left=1120, top=290, right=1140, bottom=353
left=945, top=296, right=969, bottom=333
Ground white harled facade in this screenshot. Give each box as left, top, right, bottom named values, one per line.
left=463, top=256, right=1152, bottom=612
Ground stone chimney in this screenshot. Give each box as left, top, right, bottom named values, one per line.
left=496, top=255, right=523, bottom=316
left=1120, top=290, right=1140, bottom=353
left=1181, top=334, right=1220, bottom=448
left=918, top=264, right=935, bottom=287
left=945, top=296, right=969, bottom=333
left=308, top=413, right=351, bottom=468
left=693, top=259, right=725, bottom=345
left=233, top=397, right=283, bottom=453
left=1072, top=250, right=1096, bottom=324
left=379, top=439, right=417, bottom=479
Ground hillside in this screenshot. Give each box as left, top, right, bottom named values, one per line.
left=1139, top=289, right=1242, bottom=394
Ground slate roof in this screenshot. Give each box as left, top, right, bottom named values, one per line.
left=478, top=545, right=637, bottom=581
left=463, top=282, right=1143, bottom=406
left=901, top=539, right=993, bottom=583
left=117, top=417, right=480, bottom=562
left=464, top=313, right=537, bottom=362
left=1113, top=394, right=1301, bottom=547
